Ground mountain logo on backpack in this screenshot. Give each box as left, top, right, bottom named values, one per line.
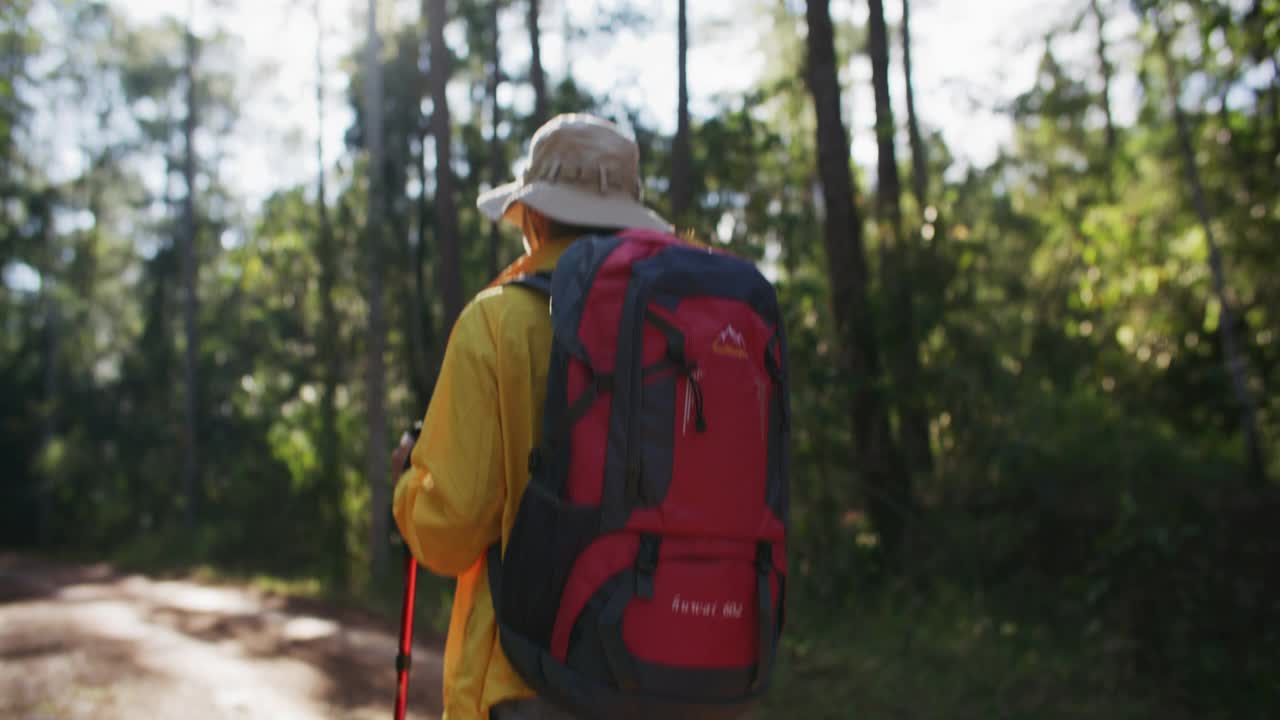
left=713, top=324, right=749, bottom=359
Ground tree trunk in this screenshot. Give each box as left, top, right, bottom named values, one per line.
left=1090, top=0, right=1118, bottom=154
left=364, top=0, right=390, bottom=581
left=626, top=108, right=651, bottom=178
left=1271, top=56, right=1280, bottom=161
left=416, top=136, right=439, bottom=391
left=670, top=0, right=692, bottom=222
left=314, top=0, right=346, bottom=584
left=488, top=0, right=504, bottom=279
left=868, top=0, right=902, bottom=244
left=1153, top=11, right=1266, bottom=486
left=385, top=22, right=431, bottom=411
left=869, top=0, right=932, bottom=478
left=528, top=0, right=547, bottom=125
left=40, top=283, right=57, bottom=543
left=900, top=0, right=929, bottom=219
left=427, top=0, right=464, bottom=334
left=38, top=197, right=56, bottom=546
left=180, top=20, right=201, bottom=528
left=804, top=0, right=913, bottom=561
left=393, top=205, right=430, bottom=408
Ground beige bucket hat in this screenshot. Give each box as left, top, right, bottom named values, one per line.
left=477, top=113, right=671, bottom=233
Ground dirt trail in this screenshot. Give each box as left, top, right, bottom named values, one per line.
left=0, top=553, right=443, bottom=720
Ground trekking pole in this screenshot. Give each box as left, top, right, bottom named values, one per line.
left=394, top=421, right=422, bottom=720
left=394, top=552, right=419, bottom=720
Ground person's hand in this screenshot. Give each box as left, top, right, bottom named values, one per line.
left=391, top=432, right=415, bottom=483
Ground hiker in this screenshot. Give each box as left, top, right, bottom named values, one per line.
left=391, top=113, right=672, bottom=720
left=393, top=112, right=788, bottom=720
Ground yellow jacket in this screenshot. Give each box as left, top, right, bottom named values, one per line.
left=393, top=238, right=573, bottom=720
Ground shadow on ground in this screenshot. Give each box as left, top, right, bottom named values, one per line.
left=0, top=614, right=158, bottom=718
left=0, top=552, right=121, bottom=603
left=146, top=600, right=444, bottom=714
left=0, top=552, right=445, bottom=719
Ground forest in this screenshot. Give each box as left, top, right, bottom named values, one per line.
left=2, top=0, right=1278, bottom=717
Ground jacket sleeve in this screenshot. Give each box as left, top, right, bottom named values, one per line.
left=393, top=299, right=505, bottom=577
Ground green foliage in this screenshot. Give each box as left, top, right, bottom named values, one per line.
left=760, top=587, right=1171, bottom=720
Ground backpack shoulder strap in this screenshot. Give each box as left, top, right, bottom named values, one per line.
left=488, top=269, right=553, bottom=612
left=506, top=271, right=552, bottom=297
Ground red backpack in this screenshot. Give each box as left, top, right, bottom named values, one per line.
left=488, top=229, right=789, bottom=719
